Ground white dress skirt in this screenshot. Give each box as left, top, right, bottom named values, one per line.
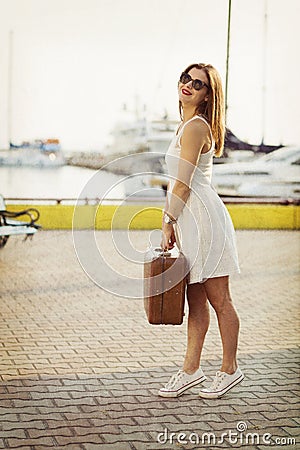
left=165, top=115, right=241, bottom=284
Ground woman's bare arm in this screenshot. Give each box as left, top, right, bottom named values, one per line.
left=165, top=120, right=210, bottom=220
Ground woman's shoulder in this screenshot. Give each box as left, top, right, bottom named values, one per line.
left=181, top=116, right=211, bottom=142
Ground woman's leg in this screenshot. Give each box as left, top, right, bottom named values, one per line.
left=203, top=275, right=240, bottom=374
left=183, top=282, right=210, bottom=374
left=158, top=282, right=209, bottom=397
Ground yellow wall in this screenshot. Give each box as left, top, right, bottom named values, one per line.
left=5, top=203, right=300, bottom=230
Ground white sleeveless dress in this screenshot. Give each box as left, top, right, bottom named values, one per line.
left=165, top=115, right=240, bottom=284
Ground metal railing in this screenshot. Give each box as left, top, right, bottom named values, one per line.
left=4, top=197, right=300, bottom=206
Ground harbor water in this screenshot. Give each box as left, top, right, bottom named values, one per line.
left=0, top=165, right=166, bottom=202
left=0, top=166, right=124, bottom=201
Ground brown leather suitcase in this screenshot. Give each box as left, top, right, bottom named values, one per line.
left=144, top=248, right=187, bottom=325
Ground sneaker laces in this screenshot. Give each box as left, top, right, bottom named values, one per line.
left=164, top=370, right=185, bottom=389
left=210, top=371, right=226, bottom=390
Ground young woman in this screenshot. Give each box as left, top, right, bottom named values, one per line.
left=159, top=63, right=243, bottom=399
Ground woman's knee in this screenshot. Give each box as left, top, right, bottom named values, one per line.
left=187, top=282, right=206, bottom=301
left=208, top=291, right=232, bottom=314
left=187, top=283, right=208, bottom=312
left=203, top=276, right=233, bottom=313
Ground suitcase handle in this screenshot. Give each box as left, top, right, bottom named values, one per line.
left=150, top=246, right=172, bottom=257
left=147, top=230, right=177, bottom=258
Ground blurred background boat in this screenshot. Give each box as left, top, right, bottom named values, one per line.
left=212, top=146, right=300, bottom=199
left=0, top=138, right=65, bottom=167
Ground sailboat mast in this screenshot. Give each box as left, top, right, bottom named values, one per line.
left=7, top=30, right=13, bottom=147
left=261, top=0, right=268, bottom=145
left=225, top=0, right=232, bottom=124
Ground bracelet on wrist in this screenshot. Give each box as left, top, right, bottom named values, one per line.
left=163, top=211, right=177, bottom=225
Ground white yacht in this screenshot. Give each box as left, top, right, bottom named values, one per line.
left=0, top=139, right=65, bottom=168
left=102, top=109, right=177, bottom=157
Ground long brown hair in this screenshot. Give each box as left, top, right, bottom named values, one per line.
left=179, top=63, right=225, bottom=157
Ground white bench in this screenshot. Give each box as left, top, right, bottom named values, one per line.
left=0, top=195, right=40, bottom=247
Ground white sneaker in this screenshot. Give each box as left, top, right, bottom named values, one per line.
left=199, top=367, right=244, bottom=399
left=158, top=368, right=206, bottom=398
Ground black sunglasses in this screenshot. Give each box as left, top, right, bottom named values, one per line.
left=179, top=72, right=209, bottom=91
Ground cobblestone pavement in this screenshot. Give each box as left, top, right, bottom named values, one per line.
left=0, top=230, right=299, bottom=450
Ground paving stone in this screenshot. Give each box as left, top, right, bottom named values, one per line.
left=84, top=444, right=132, bottom=450
left=73, top=425, right=120, bottom=435
left=90, top=417, right=137, bottom=427
left=0, top=414, right=19, bottom=422
left=244, top=396, right=299, bottom=406
left=123, top=400, right=169, bottom=411
left=12, top=398, right=56, bottom=408
left=1, top=420, right=46, bottom=431
left=118, top=421, right=184, bottom=434
left=260, top=410, right=300, bottom=421
left=19, top=412, right=65, bottom=421
left=2, top=446, right=32, bottom=450
left=6, top=437, right=55, bottom=447
left=30, top=391, right=73, bottom=400
left=0, top=230, right=299, bottom=448
left=281, top=426, right=300, bottom=437
left=0, top=429, right=27, bottom=439
left=247, top=418, right=298, bottom=431
left=80, top=404, right=125, bottom=414
left=55, top=434, right=103, bottom=445
left=130, top=444, right=169, bottom=450
left=38, top=405, right=83, bottom=414
left=101, top=432, right=150, bottom=444
left=47, top=447, right=83, bottom=450
left=54, top=397, right=98, bottom=407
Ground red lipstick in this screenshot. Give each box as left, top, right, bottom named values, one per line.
left=182, top=88, right=192, bottom=96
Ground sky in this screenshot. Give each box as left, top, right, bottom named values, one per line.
left=0, top=0, right=299, bottom=151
